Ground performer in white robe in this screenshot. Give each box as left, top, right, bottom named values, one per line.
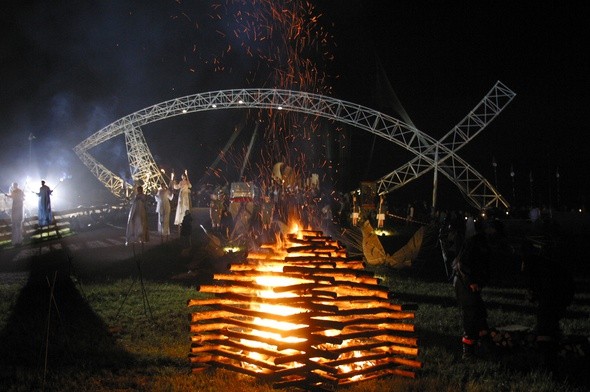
left=5, top=182, right=25, bottom=245
left=377, top=195, right=387, bottom=228
left=36, top=180, right=53, bottom=227
left=154, top=182, right=173, bottom=241
left=126, top=185, right=149, bottom=245
left=173, top=170, right=192, bottom=227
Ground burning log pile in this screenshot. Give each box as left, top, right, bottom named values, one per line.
left=188, top=228, right=422, bottom=390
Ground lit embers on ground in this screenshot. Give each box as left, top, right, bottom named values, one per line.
left=188, top=227, right=422, bottom=390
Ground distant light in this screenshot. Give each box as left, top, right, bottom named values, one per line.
left=182, top=109, right=187, bottom=114
left=238, top=100, right=244, bottom=104
left=505, top=211, right=509, bottom=215
left=374, top=229, right=393, bottom=236
left=278, top=106, right=283, bottom=110
left=579, top=208, right=582, bottom=213
left=212, top=104, right=217, bottom=108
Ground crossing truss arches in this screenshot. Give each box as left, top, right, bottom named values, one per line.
left=74, top=84, right=514, bottom=209
left=377, top=81, right=516, bottom=208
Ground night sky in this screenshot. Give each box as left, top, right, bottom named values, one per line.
left=1, top=1, right=588, bottom=212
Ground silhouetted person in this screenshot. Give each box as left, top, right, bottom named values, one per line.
left=452, top=219, right=496, bottom=359
left=351, top=194, right=360, bottom=226
left=180, top=209, right=193, bottom=248
left=209, top=193, right=223, bottom=233
left=521, top=240, right=574, bottom=373
left=406, top=203, right=414, bottom=225
left=36, top=180, right=53, bottom=227
left=376, top=195, right=386, bottom=228
left=260, top=195, right=274, bottom=232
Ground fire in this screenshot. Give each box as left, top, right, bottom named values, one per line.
left=254, top=275, right=311, bottom=288
left=188, top=224, right=422, bottom=389
left=289, top=222, right=300, bottom=234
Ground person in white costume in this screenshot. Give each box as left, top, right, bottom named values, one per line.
left=154, top=179, right=174, bottom=242
left=4, top=182, right=25, bottom=246
left=173, top=170, right=192, bottom=231
left=126, top=185, right=149, bottom=245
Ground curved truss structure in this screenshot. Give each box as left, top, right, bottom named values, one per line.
left=74, top=84, right=514, bottom=209
left=377, top=81, right=516, bottom=208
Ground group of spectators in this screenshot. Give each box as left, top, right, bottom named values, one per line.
left=3, top=180, right=54, bottom=246
left=443, top=209, right=575, bottom=374
left=2, top=176, right=577, bottom=375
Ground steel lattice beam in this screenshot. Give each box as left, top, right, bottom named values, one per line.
left=125, top=125, right=165, bottom=194
left=74, top=86, right=514, bottom=209
left=377, top=81, right=516, bottom=209
left=76, top=150, right=131, bottom=198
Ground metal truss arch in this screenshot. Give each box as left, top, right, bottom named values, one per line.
left=375, top=81, right=516, bottom=209
left=74, top=86, right=514, bottom=209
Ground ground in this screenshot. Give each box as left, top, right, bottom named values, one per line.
left=0, top=208, right=227, bottom=287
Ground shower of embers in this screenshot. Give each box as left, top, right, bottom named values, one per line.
left=188, top=227, right=422, bottom=390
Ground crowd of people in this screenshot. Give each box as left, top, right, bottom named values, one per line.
left=1, top=175, right=576, bottom=373
left=124, top=170, right=193, bottom=247
left=442, top=209, right=575, bottom=373
left=343, top=197, right=576, bottom=373
left=2, top=180, right=56, bottom=246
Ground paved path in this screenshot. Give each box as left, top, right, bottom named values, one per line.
left=0, top=223, right=168, bottom=264
left=0, top=208, right=216, bottom=285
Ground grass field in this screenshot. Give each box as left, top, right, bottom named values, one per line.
left=0, top=217, right=589, bottom=392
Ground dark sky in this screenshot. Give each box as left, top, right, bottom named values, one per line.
left=1, top=1, right=588, bottom=211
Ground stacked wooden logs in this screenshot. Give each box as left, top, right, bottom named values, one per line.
left=188, top=229, right=422, bottom=390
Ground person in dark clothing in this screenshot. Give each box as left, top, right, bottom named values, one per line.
left=36, top=180, right=53, bottom=227
left=180, top=209, right=193, bottom=248
left=452, top=219, right=496, bottom=359
left=441, top=221, right=464, bottom=276
left=521, top=240, right=574, bottom=372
